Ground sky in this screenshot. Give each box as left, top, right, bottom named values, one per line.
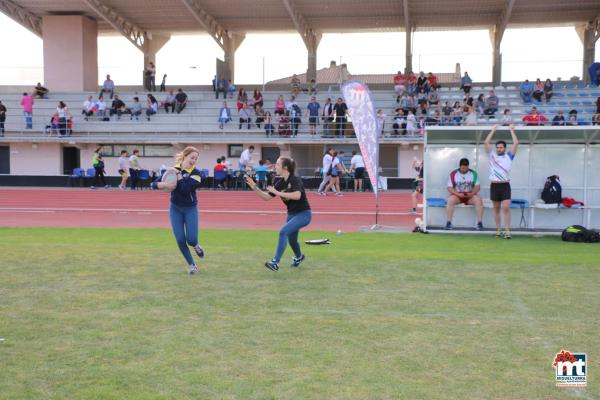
left=0, top=12, right=598, bottom=86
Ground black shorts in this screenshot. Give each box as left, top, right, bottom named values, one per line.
left=354, top=167, right=365, bottom=179
left=309, top=116, right=318, bottom=125
left=490, top=182, right=511, bottom=202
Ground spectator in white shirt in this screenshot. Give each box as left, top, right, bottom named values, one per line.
left=82, top=96, right=95, bottom=120
left=239, top=145, right=254, bottom=171
left=349, top=150, right=366, bottom=192
left=95, top=97, right=107, bottom=118
left=317, top=147, right=337, bottom=195
left=163, top=90, right=176, bottom=113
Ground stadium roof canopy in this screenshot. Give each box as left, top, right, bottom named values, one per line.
left=3, top=0, right=600, bottom=35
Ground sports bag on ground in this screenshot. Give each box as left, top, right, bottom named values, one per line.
left=561, top=225, right=600, bottom=243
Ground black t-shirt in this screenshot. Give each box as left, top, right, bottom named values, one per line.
left=270, top=175, right=311, bottom=214
left=112, top=99, right=125, bottom=109
left=175, top=92, right=188, bottom=103
left=333, top=102, right=347, bottom=117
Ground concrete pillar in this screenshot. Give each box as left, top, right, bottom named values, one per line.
left=142, top=34, right=170, bottom=88
left=223, top=33, right=245, bottom=82
left=306, top=33, right=322, bottom=84
left=576, top=24, right=598, bottom=84
left=489, top=28, right=503, bottom=86
left=404, top=27, right=413, bottom=74
left=42, top=16, right=98, bottom=91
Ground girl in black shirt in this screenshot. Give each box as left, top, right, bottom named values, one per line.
left=246, top=157, right=312, bottom=271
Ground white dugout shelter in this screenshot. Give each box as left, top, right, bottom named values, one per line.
left=423, top=126, right=600, bottom=233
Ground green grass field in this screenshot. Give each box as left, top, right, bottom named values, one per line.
left=0, top=227, right=598, bottom=399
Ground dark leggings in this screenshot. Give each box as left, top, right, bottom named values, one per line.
left=93, top=167, right=106, bottom=186
left=129, top=169, right=139, bottom=190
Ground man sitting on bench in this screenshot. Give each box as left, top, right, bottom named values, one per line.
left=446, top=158, right=484, bottom=230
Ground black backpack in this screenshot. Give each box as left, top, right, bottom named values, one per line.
left=541, top=175, right=562, bottom=204
left=561, top=225, right=600, bottom=243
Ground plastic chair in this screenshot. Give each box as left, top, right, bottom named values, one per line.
left=138, top=169, right=150, bottom=189
left=213, top=169, right=228, bottom=189
left=68, top=167, right=84, bottom=187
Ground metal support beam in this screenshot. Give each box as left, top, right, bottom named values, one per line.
left=0, top=0, right=41, bottom=37
left=576, top=16, right=600, bottom=83
left=491, top=0, right=516, bottom=85
left=403, top=0, right=412, bottom=74
left=281, top=0, right=321, bottom=83
left=180, top=0, right=230, bottom=51
left=81, top=0, right=147, bottom=50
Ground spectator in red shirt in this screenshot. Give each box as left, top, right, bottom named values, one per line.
left=214, top=157, right=227, bottom=189
left=427, top=72, right=439, bottom=90
left=393, top=71, right=407, bottom=95
left=522, top=106, right=547, bottom=126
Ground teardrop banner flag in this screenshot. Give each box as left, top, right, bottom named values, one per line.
left=341, top=81, right=380, bottom=198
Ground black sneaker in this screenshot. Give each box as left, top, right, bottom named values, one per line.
left=193, top=244, right=205, bottom=258
left=291, top=254, right=305, bottom=267
left=445, top=222, right=453, bottom=230
left=476, top=222, right=484, bottom=231
left=264, top=260, right=279, bottom=271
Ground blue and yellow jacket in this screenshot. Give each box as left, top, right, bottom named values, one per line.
left=170, top=164, right=202, bottom=207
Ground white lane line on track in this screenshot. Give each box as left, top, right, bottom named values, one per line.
left=0, top=207, right=413, bottom=216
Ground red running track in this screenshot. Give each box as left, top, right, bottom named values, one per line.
left=0, top=188, right=418, bottom=231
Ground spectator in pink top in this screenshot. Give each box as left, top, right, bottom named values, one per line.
left=19, top=92, right=34, bottom=129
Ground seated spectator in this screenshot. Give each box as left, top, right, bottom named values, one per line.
left=445, top=158, right=483, bottom=230
left=427, top=88, right=440, bottom=106
left=393, top=71, right=407, bottom=94
left=596, top=96, right=600, bottom=114
left=227, top=80, right=236, bottom=98
left=274, top=94, right=285, bottom=115
left=475, top=94, right=485, bottom=114
left=543, top=79, right=554, bottom=102
left=215, top=75, right=227, bottom=99
left=255, top=104, right=265, bottom=128
left=519, top=79, right=534, bottom=103
left=175, top=88, right=188, bottom=113
left=82, top=95, right=95, bottom=120
left=33, top=82, right=49, bottom=99
left=99, top=74, right=115, bottom=100
left=397, top=93, right=409, bottom=112
left=218, top=101, right=232, bottom=129
left=406, top=110, right=419, bottom=134
left=484, top=91, right=499, bottom=116
left=427, top=72, right=439, bottom=90
left=45, top=113, right=59, bottom=135
left=308, top=79, right=318, bottom=95
left=110, top=95, right=127, bottom=119
left=253, top=89, right=264, bottom=110
left=464, top=106, right=477, bottom=126
left=522, top=105, right=547, bottom=126
left=254, top=160, right=269, bottom=190
left=129, top=97, right=142, bottom=120
left=239, top=103, right=251, bottom=129
left=567, top=109, right=579, bottom=126
left=460, top=72, right=472, bottom=94
left=291, top=74, right=301, bottom=96
left=500, top=109, right=512, bottom=126
left=264, top=111, right=274, bottom=136
left=441, top=102, right=453, bottom=125
left=417, top=102, right=428, bottom=117
left=406, top=94, right=416, bottom=112
left=532, top=78, right=544, bottom=102
left=406, top=72, right=417, bottom=95
left=426, top=109, right=441, bottom=126
left=416, top=71, right=429, bottom=93
left=417, top=87, right=428, bottom=106
left=213, top=157, right=227, bottom=189
left=0, top=101, right=5, bottom=136
left=95, top=97, right=107, bottom=119
left=146, top=94, right=158, bottom=121
left=163, top=90, right=176, bottom=113
left=592, top=112, right=600, bottom=126
left=452, top=102, right=463, bottom=125
left=278, top=111, right=291, bottom=137
left=237, top=88, right=248, bottom=112
left=393, top=108, right=406, bottom=135
left=552, top=110, right=566, bottom=126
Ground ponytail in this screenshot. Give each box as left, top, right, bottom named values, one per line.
left=279, top=157, right=296, bottom=176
